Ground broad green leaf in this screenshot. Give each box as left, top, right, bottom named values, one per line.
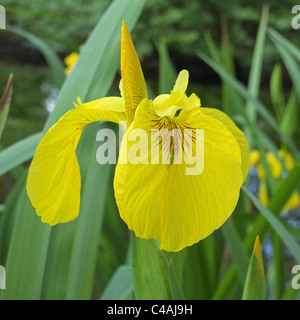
left=270, top=64, right=284, bottom=122
left=40, top=222, right=76, bottom=300
left=273, top=232, right=285, bottom=300
left=0, top=172, right=27, bottom=265
left=270, top=36, right=300, bottom=102
left=242, top=236, right=266, bottom=300
left=100, top=265, right=134, bottom=300
left=168, top=251, right=186, bottom=300
left=7, top=26, right=65, bottom=87
left=220, top=17, right=244, bottom=117
left=131, top=233, right=173, bottom=300
left=0, top=132, right=42, bottom=177
left=157, top=37, right=177, bottom=94
left=268, top=27, right=300, bottom=63
left=221, top=220, right=249, bottom=285
left=94, top=177, right=128, bottom=295
left=0, top=74, right=13, bottom=140
left=1, top=188, right=51, bottom=300
left=246, top=5, right=269, bottom=124
left=182, top=244, right=210, bottom=300
left=281, top=90, right=298, bottom=138
left=204, top=31, right=221, bottom=64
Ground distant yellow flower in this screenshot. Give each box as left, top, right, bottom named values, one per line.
left=64, top=53, right=78, bottom=75
left=250, top=149, right=260, bottom=167
left=64, top=51, right=79, bottom=75
left=258, top=181, right=269, bottom=206
left=250, top=149, right=300, bottom=212
left=27, top=22, right=249, bottom=252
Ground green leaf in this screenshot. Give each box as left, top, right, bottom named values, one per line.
left=242, top=186, right=300, bottom=264
left=220, top=19, right=244, bottom=117
left=270, top=64, right=284, bottom=122
left=280, top=90, right=298, bottom=138
left=0, top=132, right=42, bottom=177
left=131, top=233, right=173, bottom=300
left=221, top=220, right=250, bottom=285
left=0, top=172, right=27, bottom=265
left=242, top=236, right=266, bottom=300
left=0, top=75, right=13, bottom=140
left=168, top=251, right=186, bottom=300
left=100, top=265, right=134, bottom=300
left=268, top=27, right=300, bottom=63
left=1, top=189, right=51, bottom=300
left=246, top=5, right=269, bottom=124
left=204, top=31, right=221, bottom=64
left=7, top=26, right=65, bottom=87
left=157, top=37, right=177, bottom=94
left=269, top=35, right=300, bottom=102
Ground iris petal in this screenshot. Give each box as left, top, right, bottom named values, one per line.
left=121, top=21, right=148, bottom=123
left=199, top=107, right=249, bottom=183
left=114, top=99, right=243, bottom=252
left=27, top=97, right=125, bottom=226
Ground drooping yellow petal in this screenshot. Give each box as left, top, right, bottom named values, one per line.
left=114, top=99, right=243, bottom=252
left=200, top=107, right=249, bottom=183
left=121, top=21, right=148, bottom=124
left=27, top=97, right=125, bottom=226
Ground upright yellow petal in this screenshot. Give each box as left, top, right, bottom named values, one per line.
left=121, top=21, right=148, bottom=124
left=200, top=107, right=249, bottom=183
left=153, top=70, right=201, bottom=112
left=27, top=97, right=125, bottom=226
left=253, top=236, right=264, bottom=272
left=173, top=70, right=189, bottom=94
left=114, top=99, right=243, bottom=252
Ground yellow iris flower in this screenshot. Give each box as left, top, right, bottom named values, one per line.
left=64, top=52, right=79, bottom=75
left=27, top=22, right=249, bottom=252
left=64, top=45, right=84, bottom=75
left=250, top=149, right=300, bottom=212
